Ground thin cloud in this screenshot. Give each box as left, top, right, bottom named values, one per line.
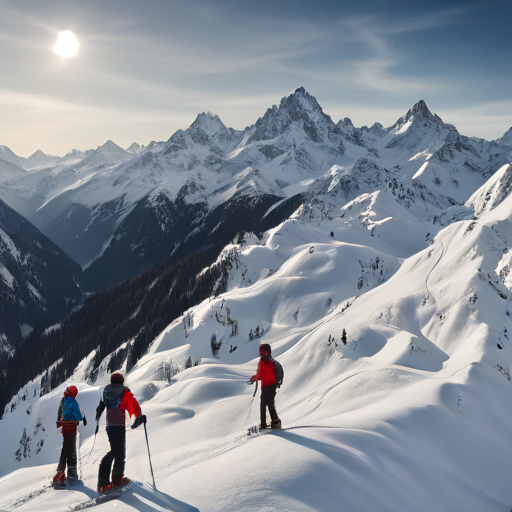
left=442, top=99, right=512, bottom=139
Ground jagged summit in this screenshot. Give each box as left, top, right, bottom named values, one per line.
left=391, top=100, right=443, bottom=132
left=408, top=100, right=434, bottom=119
left=497, top=126, right=512, bottom=146
left=97, top=140, right=127, bottom=154
left=248, top=87, right=336, bottom=144
left=190, top=111, right=229, bottom=138
left=28, top=149, right=51, bottom=159
left=24, top=150, right=59, bottom=169
left=279, top=87, right=326, bottom=117
left=126, top=142, right=144, bottom=153
left=0, top=145, right=24, bottom=169
left=60, top=148, right=86, bottom=161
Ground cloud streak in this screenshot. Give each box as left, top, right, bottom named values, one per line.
left=0, top=1, right=510, bottom=154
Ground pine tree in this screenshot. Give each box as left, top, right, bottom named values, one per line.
left=341, top=328, right=347, bottom=345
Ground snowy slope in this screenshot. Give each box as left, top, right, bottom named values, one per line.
left=5, top=174, right=512, bottom=510
left=466, top=163, right=512, bottom=217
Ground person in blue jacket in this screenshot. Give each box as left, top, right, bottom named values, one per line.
left=53, top=385, right=87, bottom=486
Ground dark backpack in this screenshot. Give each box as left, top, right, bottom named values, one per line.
left=273, top=358, right=284, bottom=388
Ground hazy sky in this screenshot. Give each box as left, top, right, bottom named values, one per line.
left=1, top=0, right=511, bottom=157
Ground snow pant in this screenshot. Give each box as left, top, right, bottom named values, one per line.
left=57, top=436, right=77, bottom=476
left=57, top=423, right=78, bottom=476
left=260, top=384, right=278, bottom=426
left=98, top=426, right=126, bottom=486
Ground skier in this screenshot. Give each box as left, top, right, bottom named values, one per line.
left=250, top=343, right=281, bottom=430
left=95, top=372, right=146, bottom=493
left=53, top=385, right=87, bottom=486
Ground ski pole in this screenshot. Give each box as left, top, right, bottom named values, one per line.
left=143, top=422, right=157, bottom=490
left=77, top=431, right=82, bottom=480
left=245, top=381, right=258, bottom=424
left=85, top=420, right=99, bottom=461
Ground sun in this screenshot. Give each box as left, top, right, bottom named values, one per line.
left=54, top=31, right=79, bottom=58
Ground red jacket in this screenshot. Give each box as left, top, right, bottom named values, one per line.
left=98, top=386, right=142, bottom=426
left=253, top=359, right=276, bottom=386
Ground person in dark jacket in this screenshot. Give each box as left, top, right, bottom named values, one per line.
left=95, top=372, right=145, bottom=493
left=53, top=385, right=87, bottom=486
left=250, top=343, right=281, bottom=430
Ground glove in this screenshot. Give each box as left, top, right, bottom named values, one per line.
left=131, top=414, right=147, bottom=429
left=83, top=416, right=87, bottom=426
left=56, top=421, right=63, bottom=428
left=95, top=402, right=105, bottom=422
left=95, top=424, right=99, bottom=435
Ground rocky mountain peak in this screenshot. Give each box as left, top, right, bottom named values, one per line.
left=390, top=100, right=444, bottom=133
left=126, top=142, right=144, bottom=153
left=497, top=127, right=512, bottom=146
left=0, top=146, right=25, bottom=169
left=278, top=87, right=326, bottom=118
left=405, top=100, right=442, bottom=124
left=60, top=148, right=86, bottom=161
left=97, top=140, right=127, bottom=154
left=248, top=87, right=336, bottom=144
left=190, top=111, right=229, bottom=138
left=24, top=150, right=59, bottom=169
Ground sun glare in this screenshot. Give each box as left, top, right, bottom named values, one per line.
left=54, top=31, right=79, bottom=58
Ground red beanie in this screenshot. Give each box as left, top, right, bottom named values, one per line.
left=110, top=372, right=124, bottom=385
left=259, top=343, right=271, bottom=355
left=65, top=385, right=78, bottom=398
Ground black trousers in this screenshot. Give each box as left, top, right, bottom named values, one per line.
left=98, top=426, right=126, bottom=486
left=57, top=436, right=77, bottom=475
left=260, top=384, right=278, bottom=426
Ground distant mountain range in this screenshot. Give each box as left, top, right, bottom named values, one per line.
left=0, top=87, right=511, bottom=294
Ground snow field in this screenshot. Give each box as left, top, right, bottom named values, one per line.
left=4, top=182, right=512, bottom=510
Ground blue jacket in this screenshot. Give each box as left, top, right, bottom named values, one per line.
left=57, top=395, right=83, bottom=422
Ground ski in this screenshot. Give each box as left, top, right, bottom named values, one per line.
left=50, top=477, right=83, bottom=490
left=247, top=425, right=282, bottom=436
left=69, top=483, right=132, bottom=511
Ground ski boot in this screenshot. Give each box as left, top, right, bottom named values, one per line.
left=113, top=477, right=131, bottom=489
left=259, top=423, right=268, bottom=431
left=52, top=471, right=66, bottom=488
left=67, top=473, right=78, bottom=485
left=67, top=466, right=78, bottom=485
left=271, top=418, right=282, bottom=429
left=97, top=481, right=112, bottom=494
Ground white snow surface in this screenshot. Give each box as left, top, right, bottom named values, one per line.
left=4, top=177, right=512, bottom=511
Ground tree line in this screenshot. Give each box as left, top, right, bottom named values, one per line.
left=0, top=242, right=235, bottom=417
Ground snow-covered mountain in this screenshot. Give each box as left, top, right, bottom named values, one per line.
left=0, top=198, right=82, bottom=354
left=0, top=89, right=511, bottom=292
left=23, top=150, right=60, bottom=169
left=0, top=145, right=26, bottom=169
left=3, top=158, right=512, bottom=510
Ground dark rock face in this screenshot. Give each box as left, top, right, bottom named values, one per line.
left=81, top=189, right=304, bottom=292
left=82, top=192, right=207, bottom=291
left=36, top=196, right=127, bottom=268
left=0, top=198, right=82, bottom=351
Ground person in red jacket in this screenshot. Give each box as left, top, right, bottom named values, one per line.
left=250, top=343, right=281, bottom=430
left=95, top=373, right=146, bottom=493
